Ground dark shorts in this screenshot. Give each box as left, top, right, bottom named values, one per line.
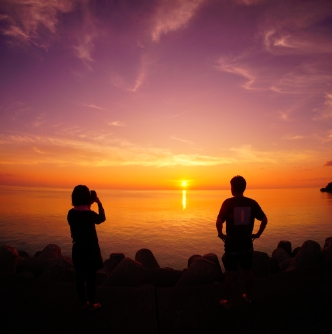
left=222, top=248, right=253, bottom=271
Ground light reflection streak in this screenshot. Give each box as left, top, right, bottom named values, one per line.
left=182, top=189, right=186, bottom=210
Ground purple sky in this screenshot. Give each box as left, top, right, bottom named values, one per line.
left=0, top=0, right=331, bottom=189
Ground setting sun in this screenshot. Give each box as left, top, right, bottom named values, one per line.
left=182, top=181, right=188, bottom=187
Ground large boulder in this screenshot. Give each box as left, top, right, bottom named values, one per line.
left=38, top=244, right=61, bottom=260
left=280, top=258, right=293, bottom=271
left=95, top=271, right=109, bottom=286
left=287, top=240, right=321, bottom=271
left=39, top=256, right=75, bottom=282
left=176, top=257, right=221, bottom=286
left=252, top=251, right=270, bottom=277
left=272, top=248, right=291, bottom=264
left=323, top=237, right=332, bottom=264
left=103, top=257, right=145, bottom=287
left=17, top=257, right=54, bottom=277
left=203, top=253, right=223, bottom=281
left=135, top=249, right=160, bottom=269
left=0, top=245, right=19, bottom=274
left=292, top=247, right=301, bottom=258
left=277, top=240, right=292, bottom=257
left=142, top=267, right=183, bottom=287
left=188, top=254, right=202, bottom=268
left=269, top=257, right=280, bottom=274
left=324, top=237, right=332, bottom=248
left=18, top=250, right=30, bottom=259
left=99, top=253, right=125, bottom=275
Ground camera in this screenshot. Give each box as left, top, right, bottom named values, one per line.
left=90, top=190, right=97, bottom=202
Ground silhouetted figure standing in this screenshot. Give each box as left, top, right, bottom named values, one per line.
left=67, top=185, right=106, bottom=311
left=216, top=176, right=267, bottom=309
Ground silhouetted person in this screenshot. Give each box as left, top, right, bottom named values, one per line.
left=67, top=185, right=106, bottom=311
left=216, top=176, right=267, bottom=309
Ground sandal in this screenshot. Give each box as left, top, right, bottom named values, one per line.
left=88, top=303, right=102, bottom=312
left=242, top=294, right=252, bottom=304
left=219, top=299, right=233, bottom=310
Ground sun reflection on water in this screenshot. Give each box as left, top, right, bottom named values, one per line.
left=182, top=189, right=186, bottom=210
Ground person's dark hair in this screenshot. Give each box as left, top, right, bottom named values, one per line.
left=71, top=185, right=91, bottom=206
left=230, top=175, right=246, bottom=193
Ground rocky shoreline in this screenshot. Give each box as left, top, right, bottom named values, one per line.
left=1, top=237, right=332, bottom=287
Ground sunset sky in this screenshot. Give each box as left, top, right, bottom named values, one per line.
left=0, top=0, right=332, bottom=190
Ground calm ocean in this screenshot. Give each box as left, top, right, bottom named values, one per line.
left=0, top=186, right=331, bottom=270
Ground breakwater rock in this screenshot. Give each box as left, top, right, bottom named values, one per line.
left=1, top=237, right=332, bottom=286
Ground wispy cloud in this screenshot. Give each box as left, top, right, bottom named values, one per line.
left=151, top=0, right=204, bottom=42
left=171, top=136, right=193, bottom=144
left=323, top=160, right=332, bottom=166
left=76, top=103, right=107, bottom=111
left=111, top=53, right=153, bottom=92
left=0, top=0, right=77, bottom=44
left=108, top=121, right=125, bottom=127
left=0, top=133, right=232, bottom=167
left=271, top=63, right=332, bottom=95
left=0, top=132, right=317, bottom=168
left=74, top=33, right=95, bottom=63
left=282, top=135, right=305, bottom=140
left=313, top=92, right=332, bottom=120
left=215, top=56, right=258, bottom=91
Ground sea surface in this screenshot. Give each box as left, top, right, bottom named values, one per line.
left=0, top=186, right=331, bottom=270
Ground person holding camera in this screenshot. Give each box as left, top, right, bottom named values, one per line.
left=67, top=185, right=106, bottom=311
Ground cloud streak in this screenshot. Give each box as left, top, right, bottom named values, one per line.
left=0, top=0, right=77, bottom=44
left=150, top=0, right=204, bottom=42
left=0, top=133, right=317, bottom=168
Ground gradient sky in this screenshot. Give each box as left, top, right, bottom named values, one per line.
left=0, top=0, right=332, bottom=190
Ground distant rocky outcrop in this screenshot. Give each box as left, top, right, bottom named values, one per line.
left=320, top=182, right=332, bottom=192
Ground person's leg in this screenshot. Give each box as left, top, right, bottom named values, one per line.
left=72, top=245, right=88, bottom=307
left=243, top=268, right=254, bottom=301
left=86, top=268, right=96, bottom=304
left=239, top=250, right=254, bottom=303
left=220, top=252, right=238, bottom=308
left=75, top=268, right=87, bottom=305
left=224, top=270, right=236, bottom=302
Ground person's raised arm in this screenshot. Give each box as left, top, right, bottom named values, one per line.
left=251, top=216, right=267, bottom=241
left=94, top=196, right=106, bottom=224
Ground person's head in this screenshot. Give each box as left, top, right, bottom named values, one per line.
left=230, top=175, right=246, bottom=195
left=71, top=185, right=91, bottom=206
